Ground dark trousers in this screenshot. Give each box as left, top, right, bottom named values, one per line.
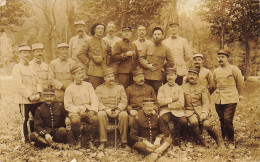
left=19, top=103, right=42, bottom=141
left=215, top=103, right=237, bottom=142
left=118, top=73, right=133, bottom=89
left=145, top=80, right=164, bottom=93
left=89, top=75, right=104, bottom=89
left=160, top=113, right=188, bottom=145
left=175, top=75, right=184, bottom=85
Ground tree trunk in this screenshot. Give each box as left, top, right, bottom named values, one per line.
left=220, top=26, right=224, bottom=49
left=244, top=20, right=250, bottom=80
left=120, top=0, right=130, bottom=27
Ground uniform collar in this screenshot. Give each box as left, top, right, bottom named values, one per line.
left=138, top=37, right=145, bottom=42
left=171, top=34, right=179, bottom=39
left=20, top=59, right=29, bottom=66
left=74, top=81, right=82, bottom=85
left=59, top=57, right=68, bottom=62
left=123, top=38, right=130, bottom=43
left=33, top=58, right=42, bottom=65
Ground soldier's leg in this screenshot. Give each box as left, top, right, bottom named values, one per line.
left=172, top=116, right=188, bottom=146
left=215, top=104, right=227, bottom=140
left=154, top=137, right=173, bottom=156
left=159, top=113, right=171, bottom=136
left=89, top=75, right=104, bottom=89
left=29, top=103, right=41, bottom=133
left=20, top=104, right=30, bottom=142
left=118, top=111, right=128, bottom=144
left=224, top=103, right=237, bottom=142
left=133, top=142, right=155, bottom=154
left=85, top=111, right=98, bottom=150
left=53, top=127, right=67, bottom=143
left=118, top=73, right=131, bottom=89
left=70, top=114, right=81, bottom=142
left=202, top=120, right=222, bottom=146
left=98, top=111, right=108, bottom=143
left=188, top=114, right=206, bottom=146
left=29, top=132, right=50, bottom=146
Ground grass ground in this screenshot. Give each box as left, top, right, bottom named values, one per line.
left=0, top=72, right=259, bottom=161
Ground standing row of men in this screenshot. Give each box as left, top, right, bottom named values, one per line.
left=12, top=20, right=244, bottom=158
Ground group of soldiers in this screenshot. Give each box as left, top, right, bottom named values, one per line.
left=12, top=20, right=244, bottom=160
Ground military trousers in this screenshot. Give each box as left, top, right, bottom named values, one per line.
left=215, top=103, right=237, bottom=142
left=98, top=110, right=128, bottom=143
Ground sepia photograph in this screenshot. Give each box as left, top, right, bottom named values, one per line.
left=0, top=0, right=259, bottom=161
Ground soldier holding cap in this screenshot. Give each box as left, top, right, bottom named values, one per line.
left=139, top=27, right=174, bottom=92
left=182, top=67, right=222, bottom=147
left=212, top=49, right=244, bottom=149
left=126, top=68, right=157, bottom=126
left=12, top=45, right=43, bottom=142
left=130, top=98, right=172, bottom=161
left=77, top=22, right=111, bottom=89
left=163, top=20, right=192, bottom=85
left=64, top=64, right=99, bottom=150
left=133, top=25, right=153, bottom=54
left=96, top=68, right=129, bottom=150
left=29, top=43, right=49, bottom=90
left=157, top=67, right=188, bottom=149
left=29, top=87, right=71, bottom=148
left=48, top=43, right=76, bottom=102
left=112, top=26, right=138, bottom=88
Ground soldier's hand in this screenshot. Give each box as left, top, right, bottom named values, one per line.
left=45, top=134, right=53, bottom=143
left=172, top=96, right=179, bottom=102
left=34, top=93, right=41, bottom=101
left=239, top=95, right=243, bottom=101
left=130, top=110, right=138, bottom=116
left=61, top=85, right=66, bottom=91
left=28, top=95, right=36, bottom=102
left=126, top=51, right=135, bottom=57
left=88, top=110, right=96, bottom=116
left=200, top=112, right=207, bottom=122
left=147, top=64, right=157, bottom=71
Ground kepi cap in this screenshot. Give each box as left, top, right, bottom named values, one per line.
left=103, top=68, right=114, bottom=76
left=193, top=53, right=203, bottom=59
left=132, top=67, right=144, bottom=77
left=217, top=49, right=230, bottom=57
left=74, top=20, right=86, bottom=26
left=122, top=26, right=132, bottom=31
left=18, top=45, right=31, bottom=52
left=143, top=97, right=155, bottom=104
left=57, top=42, right=69, bottom=48
left=70, top=64, right=84, bottom=74
left=166, top=67, right=177, bottom=74
left=169, top=20, right=179, bottom=27
left=188, top=67, right=200, bottom=75
left=32, top=43, right=44, bottom=50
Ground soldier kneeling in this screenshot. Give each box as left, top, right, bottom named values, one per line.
left=29, top=87, right=72, bottom=149
left=130, top=98, right=172, bottom=161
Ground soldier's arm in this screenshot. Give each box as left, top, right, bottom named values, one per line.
left=138, top=45, right=150, bottom=69
left=129, top=117, right=140, bottom=143
left=201, top=87, right=210, bottom=115
left=126, top=87, right=133, bottom=113
left=34, top=107, right=52, bottom=137
left=211, top=70, right=217, bottom=94
left=157, top=86, right=172, bottom=106
left=48, top=62, right=64, bottom=90
left=95, top=87, right=106, bottom=111
left=77, top=41, right=90, bottom=65
left=183, top=39, right=192, bottom=62
left=232, top=66, right=245, bottom=95
left=112, top=42, right=128, bottom=62
left=117, top=86, right=128, bottom=111
left=207, top=70, right=214, bottom=93
left=89, top=84, right=99, bottom=113
left=168, top=87, right=185, bottom=110
left=165, top=47, right=175, bottom=67
left=12, top=66, right=33, bottom=99
left=64, top=87, right=85, bottom=114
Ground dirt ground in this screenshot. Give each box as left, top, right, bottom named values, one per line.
left=0, top=72, right=259, bottom=161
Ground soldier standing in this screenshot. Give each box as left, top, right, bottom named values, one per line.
left=212, top=49, right=244, bottom=149
left=112, top=26, right=138, bottom=88
left=130, top=98, right=172, bottom=161
left=96, top=68, right=129, bottom=150
left=139, top=27, right=174, bottom=92
left=157, top=68, right=188, bottom=149
left=77, top=22, right=111, bottom=89
left=29, top=43, right=49, bottom=90
left=133, top=25, right=153, bottom=54
left=163, top=20, right=192, bottom=85
left=48, top=43, right=76, bottom=102
left=64, top=65, right=99, bottom=150
left=12, top=45, right=43, bottom=142
left=182, top=67, right=222, bottom=147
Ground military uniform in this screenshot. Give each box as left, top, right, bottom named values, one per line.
left=48, top=58, right=76, bottom=101
left=139, top=41, right=174, bottom=92
left=213, top=51, right=244, bottom=142
left=112, top=39, right=138, bottom=88
left=29, top=58, right=48, bottom=89
left=130, top=110, right=172, bottom=154
left=77, top=36, right=111, bottom=88
left=96, top=83, right=128, bottom=144
left=12, top=45, right=43, bottom=142
left=133, top=38, right=153, bottom=54
left=30, top=102, right=68, bottom=144
left=64, top=81, right=99, bottom=143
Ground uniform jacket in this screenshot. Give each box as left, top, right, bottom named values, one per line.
left=77, top=36, right=111, bottom=77
left=29, top=58, right=49, bottom=89
left=112, top=39, right=138, bottom=74
left=139, top=42, right=174, bottom=81
left=69, top=33, right=91, bottom=61
left=95, top=83, right=127, bottom=111
left=181, top=83, right=209, bottom=117
left=213, top=64, right=244, bottom=104
left=34, top=102, right=67, bottom=137
left=64, top=81, right=99, bottom=115
left=130, top=110, right=168, bottom=143
left=133, top=38, right=153, bottom=54
left=157, top=83, right=185, bottom=117
left=12, top=60, right=42, bottom=104
left=48, top=58, right=76, bottom=101
left=126, top=83, right=157, bottom=112
left=163, top=34, right=192, bottom=76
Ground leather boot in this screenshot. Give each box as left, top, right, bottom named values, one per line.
left=154, top=142, right=171, bottom=156
left=192, top=127, right=207, bottom=147
left=98, top=142, right=105, bottom=150
left=207, top=126, right=223, bottom=147
left=89, top=142, right=97, bottom=150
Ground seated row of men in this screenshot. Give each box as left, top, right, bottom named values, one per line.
left=28, top=65, right=222, bottom=158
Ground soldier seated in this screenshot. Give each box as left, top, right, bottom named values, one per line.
left=96, top=68, right=129, bottom=150
left=182, top=68, right=222, bottom=147
left=130, top=98, right=172, bottom=161
left=29, top=87, right=71, bottom=149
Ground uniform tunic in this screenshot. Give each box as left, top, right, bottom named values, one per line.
left=126, top=83, right=157, bottom=112
left=130, top=110, right=168, bottom=143
left=102, top=35, right=122, bottom=49
left=213, top=64, right=244, bottom=104
left=64, top=81, right=99, bottom=116
left=29, top=58, right=49, bottom=89
left=34, top=102, right=67, bottom=136
left=139, top=42, right=174, bottom=81
left=181, top=83, right=209, bottom=117
left=133, top=38, right=153, bottom=54
left=48, top=58, right=76, bottom=101
left=163, top=34, right=192, bottom=76
left=157, top=83, right=185, bottom=117
left=69, top=33, right=91, bottom=61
